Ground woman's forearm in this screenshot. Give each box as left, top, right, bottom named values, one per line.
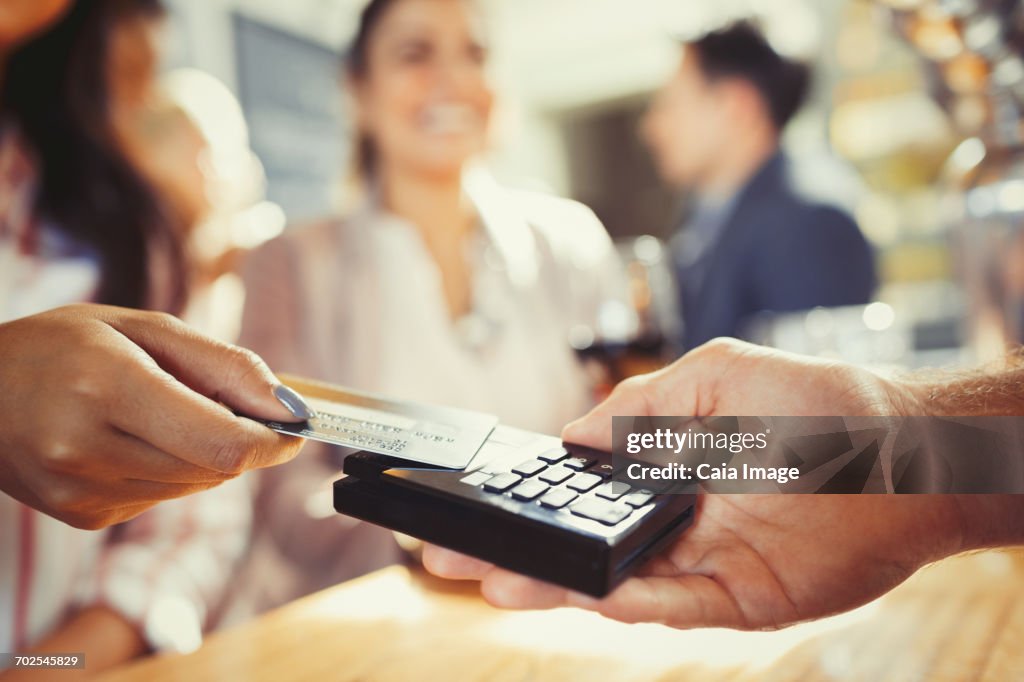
left=13, top=606, right=146, bottom=680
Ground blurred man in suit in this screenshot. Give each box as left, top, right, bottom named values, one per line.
left=641, top=21, right=876, bottom=350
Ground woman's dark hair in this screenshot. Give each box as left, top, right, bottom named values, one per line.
left=343, top=0, right=483, bottom=180
left=2, top=0, right=187, bottom=313
left=344, top=0, right=402, bottom=179
left=687, top=20, right=811, bottom=132
left=346, top=0, right=399, bottom=79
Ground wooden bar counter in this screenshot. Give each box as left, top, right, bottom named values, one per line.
left=98, top=551, right=1024, bottom=681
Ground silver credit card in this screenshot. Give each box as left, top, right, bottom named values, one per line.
left=253, top=375, right=498, bottom=470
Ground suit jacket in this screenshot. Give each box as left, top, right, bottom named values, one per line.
left=676, top=154, right=876, bottom=350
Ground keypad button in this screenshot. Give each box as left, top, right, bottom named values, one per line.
left=622, top=490, right=655, bottom=507
left=510, top=480, right=550, bottom=501
left=537, top=447, right=568, bottom=464
left=570, top=499, right=632, bottom=526
left=482, top=472, right=521, bottom=493
left=593, top=464, right=616, bottom=479
left=595, top=481, right=631, bottom=501
left=459, top=471, right=492, bottom=486
left=564, top=456, right=596, bottom=471
left=511, top=459, right=547, bottom=477
left=539, top=488, right=578, bottom=509
left=566, top=472, right=602, bottom=493
left=539, top=466, right=573, bottom=485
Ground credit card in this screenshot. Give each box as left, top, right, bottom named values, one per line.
left=251, top=375, right=498, bottom=470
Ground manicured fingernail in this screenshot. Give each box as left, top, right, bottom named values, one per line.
left=274, top=384, right=315, bottom=420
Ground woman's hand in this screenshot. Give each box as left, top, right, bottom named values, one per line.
left=0, top=304, right=311, bottom=529
left=424, top=339, right=1023, bottom=630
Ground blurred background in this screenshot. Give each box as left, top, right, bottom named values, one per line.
left=157, top=0, right=1024, bottom=371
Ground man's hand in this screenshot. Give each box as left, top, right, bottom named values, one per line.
left=0, top=304, right=311, bottom=529
left=424, top=339, right=1022, bottom=630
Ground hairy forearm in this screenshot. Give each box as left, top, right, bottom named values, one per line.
left=900, top=358, right=1024, bottom=417
left=890, top=357, right=1024, bottom=549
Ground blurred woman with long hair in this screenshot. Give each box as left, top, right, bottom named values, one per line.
left=0, top=1, right=262, bottom=671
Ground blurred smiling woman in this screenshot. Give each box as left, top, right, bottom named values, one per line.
left=236, top=0, right=632, bottom=611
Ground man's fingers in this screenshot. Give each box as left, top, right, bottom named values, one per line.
left=421, top=548, right=575, bottom=611
left=421, top=552, right=594, bottom=612
left=422, top=545, right=494, bottom=579
left=419, top=544, right=491, bottom=577
left=474, top=570, right=749, bottom=630
left=561, top=368, right=679, bottom=449
left=480, top=570, right=576, bottom=610
left=99, top=307, right=310, bottom=423
left=590, top=575, right=748, bottom=629
left=561, top=342, right=741, bottom=448
left=561, top=378, right=651, bottom=449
